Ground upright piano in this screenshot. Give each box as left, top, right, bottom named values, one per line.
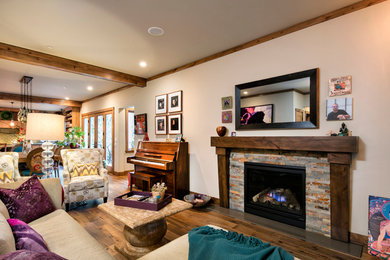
left=127, top=141, right=189, bottom=199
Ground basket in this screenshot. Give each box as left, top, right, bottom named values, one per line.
left=184, top=194, right=211, bottom=207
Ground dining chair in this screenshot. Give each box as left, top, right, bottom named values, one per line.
left=21, top=148, right=44, bottom=177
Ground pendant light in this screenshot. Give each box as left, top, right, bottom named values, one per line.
left=18, top=76, right=33, bottom=123
left=10, top=102, right=15, bottom=127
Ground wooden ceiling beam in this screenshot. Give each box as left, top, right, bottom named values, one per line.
left=0, top=92, right=82, bottom=107
left=0, top=42, right=147, bottom=87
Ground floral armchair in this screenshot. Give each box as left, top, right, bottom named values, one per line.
left=0, top=152, right=24, bottom=183
left=61, top=148, right=109, bottom=211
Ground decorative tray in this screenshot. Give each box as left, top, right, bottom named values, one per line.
left=114, top=191, right=172, bottom=211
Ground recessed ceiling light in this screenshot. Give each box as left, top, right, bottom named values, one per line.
left=87, top=86, right=93, bottom=91
left=46, top=45, right=54, bottom=50
left=243, top=91, right=248, bottom=95
left=139, top=61, right=147, bottom=68
left=65, top=97, right=69, bottom=100
left=148, top=27, right=164, bottom=36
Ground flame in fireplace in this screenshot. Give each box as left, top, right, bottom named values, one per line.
left=267, top=191, right=286, bottom=202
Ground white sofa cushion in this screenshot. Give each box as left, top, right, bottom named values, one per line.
left=0, top=212, right=16, bottom=255
left=29, top=209, right=113, bottom=260
left=0, top=199, right=10, bottom=219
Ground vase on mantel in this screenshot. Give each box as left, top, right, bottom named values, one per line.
left=143, top=132, right=149, bottom=141
left=216, top=126, right=227, bottom=137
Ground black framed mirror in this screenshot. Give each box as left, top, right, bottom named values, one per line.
left=235, top=68, right=319, bottom=130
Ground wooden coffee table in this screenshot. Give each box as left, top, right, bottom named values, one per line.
left=98, top=199, right=192, bottom=259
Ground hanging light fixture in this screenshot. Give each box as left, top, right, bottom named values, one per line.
left=10, top=102, right=15, bottom=127
left=18, top=76, right=33, bottom=123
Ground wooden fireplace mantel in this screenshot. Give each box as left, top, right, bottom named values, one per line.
left=210, top=136, right=359, bottom=242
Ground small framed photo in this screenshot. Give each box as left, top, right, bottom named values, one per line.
left=175, top=134, right=183, bottom=142
left=168, top=91, right=182, bottom=113
left=328, top=75, right=352, bottom=97
left=221, top=96, right=233, bottom=110
left=222, top=111, right=232, bottom=123
left=168, top=114, right=182, bottom=134
left=326, top=97, right=353, bottom=121
left=155, top=94, right=167, bottom=114
left=231, top=131, right=236, bottom=136
left=155, top=116, right=167, bottom=135
left=134, top=113, right=147, bottom=135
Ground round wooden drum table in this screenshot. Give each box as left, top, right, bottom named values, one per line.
left=98, top=199, right=192, bottom=259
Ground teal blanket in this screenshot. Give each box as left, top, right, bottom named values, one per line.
left=188, top=226, right=294, bottom=260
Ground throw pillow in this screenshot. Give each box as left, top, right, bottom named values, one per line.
left=0, top=249, right=66, bottom=260
left=7, top=219, right=48, bottom=253
left=71, top=162, right=99, bottom=177
left=0, top=155, right=14, bottom=184
left=0, top=175, right=56, bottom=223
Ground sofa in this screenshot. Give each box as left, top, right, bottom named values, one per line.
left=0, top=178, right=113, bottom=260
left=139, top=225, right=299, bottom=260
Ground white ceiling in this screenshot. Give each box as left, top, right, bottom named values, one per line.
left=0, top=0, right=361, bottom=110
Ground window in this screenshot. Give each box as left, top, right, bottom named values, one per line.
left=125, top=107, right=135, bottom=152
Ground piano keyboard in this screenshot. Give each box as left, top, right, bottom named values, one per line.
left=130, top=159, right=165, bottom=167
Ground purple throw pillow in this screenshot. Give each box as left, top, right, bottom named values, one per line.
left=0, top=249, right=67, bottom=260
left=7, top=219, right=48, bottom=253
left=0, top=175, right=56, bottom=223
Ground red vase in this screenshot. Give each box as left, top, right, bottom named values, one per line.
left=143, top=132, right=149, bottom=141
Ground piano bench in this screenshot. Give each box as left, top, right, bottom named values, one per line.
left=130, top=171, right=163, bottom=192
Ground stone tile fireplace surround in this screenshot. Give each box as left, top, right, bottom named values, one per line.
left=211, top=136, right=358, bottom=242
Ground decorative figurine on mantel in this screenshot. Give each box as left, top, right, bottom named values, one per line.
left=338, top=122, right=349, bottom=136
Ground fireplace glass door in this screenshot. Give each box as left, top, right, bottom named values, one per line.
left=244, top=162, right=306, bottom=228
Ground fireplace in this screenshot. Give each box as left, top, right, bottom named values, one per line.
left=244, top=162, right=306, bottom=228
left=211, top=136, right=359, bottom=242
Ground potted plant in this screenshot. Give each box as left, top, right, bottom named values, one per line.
left=58, top=127, right=85, bottom=148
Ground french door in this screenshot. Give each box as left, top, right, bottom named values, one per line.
left=81, top=108, right=114, bottom=172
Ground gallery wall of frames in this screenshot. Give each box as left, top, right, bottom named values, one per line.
left=155, top=90, right=183, bottom=135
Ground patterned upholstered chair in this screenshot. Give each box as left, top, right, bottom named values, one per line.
left=0, top=152, right=24, bottom=184
left=61, top=148, right=109, bottom=211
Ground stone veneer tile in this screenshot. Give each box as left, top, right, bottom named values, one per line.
left=229, top=151, right=331, bottom=237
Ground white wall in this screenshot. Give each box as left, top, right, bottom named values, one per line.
left=81, top=2, right=390, bottom=236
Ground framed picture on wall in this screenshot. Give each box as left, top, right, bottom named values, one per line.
left=221, top=96, right=233, bottom=110
left=134, top=113, right=147, bottom=135
left=168, top=114, right=182, bottom=134
left=155, top=94, right=167, bottom=114
left=155, top=116, right=167, bottom=135
left=168, top=90, right=182, bottom=113
left=222, top=111, right=232, bottom=123
left=326, top=97, right=353, bottom=121
left=328, top=75, right=352, bottom=97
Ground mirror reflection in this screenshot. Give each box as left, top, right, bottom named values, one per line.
left=240, top=77, right=310, bottom=125
left=235, top=68, right=318, bottom=130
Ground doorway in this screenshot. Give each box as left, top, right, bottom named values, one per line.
left=82, top=108, right=114, bottom=172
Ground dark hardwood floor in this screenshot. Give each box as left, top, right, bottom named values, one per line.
left=68, top=174, right=376, bottom=260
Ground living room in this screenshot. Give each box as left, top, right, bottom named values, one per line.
left=0, top=0, right=389, bottom=259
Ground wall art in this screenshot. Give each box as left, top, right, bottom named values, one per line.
left=168, top=114, right=182, bottom=134
left=155, top=94, right=167, bottom=114
left=168, top=91, right=182, bottom=113
left=222, top=111, right=232, bottom=123
left=328, top=75, right=352, bottom=97
left=155, top=116, right=167, bottom=135
left=221, top=96, right=233, bottom=110
left=326, top=97, right=352, bottom=121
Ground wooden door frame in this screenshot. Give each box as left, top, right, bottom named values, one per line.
left=82, top=107, right=115, bottom=172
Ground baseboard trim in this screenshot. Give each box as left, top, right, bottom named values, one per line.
left=111, top=171, right=128, bottom=176
left=350, top=232, right=367, bottom=246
